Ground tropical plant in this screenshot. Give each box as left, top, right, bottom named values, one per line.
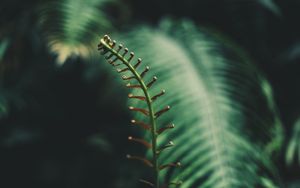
left=1, top=0, right=300, bottom=188
left=96, top=19, right=284, bottom=187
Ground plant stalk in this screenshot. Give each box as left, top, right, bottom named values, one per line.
left=100, top=39, right=160, bottom=187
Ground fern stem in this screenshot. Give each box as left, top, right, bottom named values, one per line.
left=100, top=39, right=160, bottom=188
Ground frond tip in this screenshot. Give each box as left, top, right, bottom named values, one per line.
left=126, top=154, right=153, bottom=167
left=128, top=136, right=152, bottom=149
left=139, top=179, right=154, bottom=187
left=98, top=34, right=181, bottom=187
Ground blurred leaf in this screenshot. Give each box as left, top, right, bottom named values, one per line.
left=261, top=176, right=280, bottom=188
left=86, top=133, right=112, bottom=153
left=130, top=0, right=282, bottom=70
left=115, top=19, right=283, bottom=187
left=39, top=0, right=117, bottom=64
left=258, top=0, right=281, bottom=15
left=288, top=180, right=300, bottom=188
left=260, top=79, right=284, bottom=155
left=0, top=38, right=9, bottom=61
left=286, top=118, right=300, bottom=166
left=0, top=94, right=8, bottom=118
left=279, top=42, right=300, bottom=63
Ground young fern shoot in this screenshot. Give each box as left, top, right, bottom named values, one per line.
left=98, top=35, right=182, bottom=188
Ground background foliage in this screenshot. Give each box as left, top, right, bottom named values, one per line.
left=0, top=0, right=300, bottom=187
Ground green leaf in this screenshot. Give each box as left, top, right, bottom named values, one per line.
left=0, top=95, right=8, bottom=118
left=0, top=38, right=9, bottom=61
left=286, top=118, right=300, bottom=166
left=116, top=19, right=283, bottom=187
left=39, top=0, right=115, bottom=64
left=258, top=0, right=281, bottom=16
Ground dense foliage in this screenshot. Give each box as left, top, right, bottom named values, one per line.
left=1, top=0, right=300, bottom=187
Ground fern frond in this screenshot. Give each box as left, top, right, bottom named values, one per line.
left=286, top=118, right=300, bottom=166
left=39, top=0, right=116, bottom=64
left=98, top=35, right=180, bottom=188
left=113, top=19, right=283, bottom=187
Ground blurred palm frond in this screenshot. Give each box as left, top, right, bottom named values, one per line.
left=286, top=118, right=300, bottom=166
left=39, top=0, right=117, bottom=64
left=115, top=19, right=283, bottom=188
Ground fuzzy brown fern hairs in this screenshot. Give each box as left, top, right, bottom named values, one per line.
left=98, top=35, right=182, bottom=188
